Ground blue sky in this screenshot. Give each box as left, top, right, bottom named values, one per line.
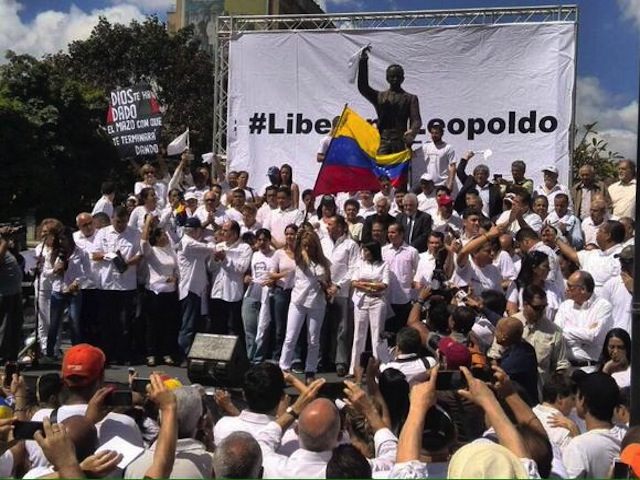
left=1, top=0, right=638, bottom=156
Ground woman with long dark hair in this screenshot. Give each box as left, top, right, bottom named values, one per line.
left=506, top=251, right=562, bottom=319
left=34, top=218, right=64, bottom=355
left=141, top=215, right=180, bottom=366
left=279, top=230, right=332, bottom=382
left=268, top=224, right=298, bottom=361
left=599, top=328, right=631, bottom=388
left=378, top=368, right=410, bottom=436
left=47, top=227, right=90, bottom=358
left=349, top=241, right=389, bottom=376
left=316, top=195, right=338, bottom=239
left=279, top=164, right=300, bottom=209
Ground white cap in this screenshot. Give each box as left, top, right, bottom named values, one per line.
left=184, top=192, right=198, bottom=201
left=420, top=172, right=435, bottom=182
left=541, top=165, right=559, bottom=175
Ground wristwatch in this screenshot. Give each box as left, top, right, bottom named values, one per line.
left=285, top=406, right=299, bottom=419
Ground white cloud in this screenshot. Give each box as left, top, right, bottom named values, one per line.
left=0, top=0, right=146, bottom=61
left=111, top=0, right=175, bottom=13
left=618, top=0, right=640, bottom=29
left=576, top=76, right=638, bottom=158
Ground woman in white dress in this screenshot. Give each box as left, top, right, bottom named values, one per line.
left=349, top=241, right=389, bottom=376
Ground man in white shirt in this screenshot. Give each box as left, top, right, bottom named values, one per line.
left=225, top=188, right=246, bottom=224
left=533, top=374, right=577, bottom=458
left=358, top=190, right=376, bottom=218
left=600, top=245, right=633, bottom=332
left=413, top=231, right=450, bottom=288
left=194, top=190, right=227, bottom=241
left=432, top=195, right=463, bottom=235
left=563, top=372, right=624, bottom=478
left=581, top=196, right=612, bottom=246
left=453, top=223, right=503, bottom=295
left=209, top=220, right=253, bottom=341
left=257, top=185, right=278, bottom=225
left=91, top=181, right=115, bottom=218
left=380, top=326, right=436, bottom=385
left=608, top=159, right=636, bottom=219
left=554, top=271, right=613, bottom=371
left=320, top=215, right=359, bottom=376
left=73, top=212, right=100, bottom=345
left=555, top=219, right=625, bottom=295
left=534, top=165, right=573, bottom=213
left=176, top=217, right=216, bottom=358
left=264, top=186, right=303, bottom=248
left=382, top=222, right=419, bottom=333
left=92, top=206, right=142, bottom=364
left=495, top=187, right=543, bottom=234
left=214, top=363, right=286, bottom=445
left=545, top=193, right=584, bottom=249
left=422, top=123, right=456, bottom=187
left=515, top=227, right=564, bottom=288
left=416, top=173, right=438, bottom=216
left=26, top=344, right=143, bottom=471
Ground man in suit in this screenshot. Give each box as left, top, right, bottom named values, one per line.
left=395, top=193, right=432, bottom=253
left=571, top=164, right=612, bottom=220
left=361, top=196, right=395, bottom=243
left=454, top=151, right=502, bottom=219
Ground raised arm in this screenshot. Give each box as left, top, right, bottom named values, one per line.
left=357, top=48, right=378, bottom=106
left=456, top=151, right=475, bottom=184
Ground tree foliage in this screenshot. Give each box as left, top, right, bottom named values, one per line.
left=572, top=122, right=622, bottom=184
left=0, top=16, right=214, bottom=224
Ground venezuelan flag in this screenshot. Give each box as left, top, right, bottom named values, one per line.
left=313, top=106, right=412, bottom=195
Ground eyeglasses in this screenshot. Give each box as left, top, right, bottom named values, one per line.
left=205, top=199, right=215, bottom=202
left=144, top=171, right=155, bottom=175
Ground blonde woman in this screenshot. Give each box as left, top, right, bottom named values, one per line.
left=279, top=230, right=332, bottom=382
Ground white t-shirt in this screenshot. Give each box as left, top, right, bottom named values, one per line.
left=612, top=368, right=631, bottom=388
left=422, top=141, right=455, bottom=186
left=563, top=427, right=622, bottom=479
left=27, top=404, right=143, bottom=469
left=453, top=258, right=502, bottom=294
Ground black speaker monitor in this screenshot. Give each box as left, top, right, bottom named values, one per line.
left=187, top=334, right=249, bottom=388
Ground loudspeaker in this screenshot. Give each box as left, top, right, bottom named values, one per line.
left=187, top=334, right=249, bottom=388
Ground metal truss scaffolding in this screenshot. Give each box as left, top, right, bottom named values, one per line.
left=213, top=5, right=578, bottom=157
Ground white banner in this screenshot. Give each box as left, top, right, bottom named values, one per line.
left=227, top=23, right=576, bottom=192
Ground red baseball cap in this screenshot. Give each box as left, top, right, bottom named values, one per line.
left=62, top=344, right=106, bottom=387
left=438, top=337, right=471, bottom=369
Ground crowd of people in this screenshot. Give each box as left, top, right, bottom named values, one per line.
left=0, top=122, right=638, bottom=478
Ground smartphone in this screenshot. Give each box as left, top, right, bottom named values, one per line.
left=454, top=289, right=468, bottom=303
left=612, top=460, right=631, bottom=479
left=13, top=421, right=44, bottom=440
left=493, top=174, right=503, bottom=181
left=319, top=381, right=345, bottom=399
left=3, top=362, right=18, bottom=387
left=359, top=351, right=373, bottom=370
left=436, top=370, right=467, bottom=391
left=131, top=378, right=150, bottom=395
left=105, top=390, right=133, bottom=407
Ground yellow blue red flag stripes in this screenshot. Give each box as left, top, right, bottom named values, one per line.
left=313, top=107, right=412, bottom=195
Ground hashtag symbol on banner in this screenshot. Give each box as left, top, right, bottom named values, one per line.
left=249, top=112, right=267, bottom=134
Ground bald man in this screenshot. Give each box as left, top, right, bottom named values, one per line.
left=258, top=398, right=341, bottom=478
left=213, top=432, right=263, bottom=479
left=494, top=317, right=540, bottom=405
